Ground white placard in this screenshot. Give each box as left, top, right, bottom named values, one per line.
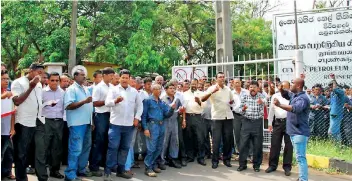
left=274, top=9, right=352, bottom=88
left=172, top=67, right=208, bottom=82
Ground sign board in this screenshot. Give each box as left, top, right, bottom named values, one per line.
left=274, top=9, right=352, bottom=87
left=172, top=67, right=208, bottom=82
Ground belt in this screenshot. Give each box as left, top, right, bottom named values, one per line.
left=46, top=118, right=63, bottom=121
left=245, top=117, right=262, bottom=121
left=186, top=113, right=201, bottom=116
left=275, top=118, right=286, bottom=121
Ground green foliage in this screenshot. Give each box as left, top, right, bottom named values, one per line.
left=2, top=0, right=274, bottom=79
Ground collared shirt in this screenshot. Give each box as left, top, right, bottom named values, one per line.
left=330, top=88, right=345, bottom=116
left=42, top=86, right=65, bottom=119
left=175, top=91, right=184, bottom=105
left=64, top=82, right=93, bottom=127
left=268, top=92, right=289, bottom=126
left=206, top=85, right=234, bottom=120
left=183, top=90, right=205, bottom=114
left=105, top=84, right=143, bottom=126
left=141, top=90, right=152, bottom=101
left=202, top=99, right=212, bottom=120
left=141, top=95, right=174, bottom=130
left=232, top=88, right=249, bottom=113
left=239, top=93, right=266, bottom=120
left=286, top=91, right=310, bottom=137
left=161, top=95, right=182, bottom=122
left=11, top=76, right=43, bottom=127
left=309, top=94, right=327, bottom=119
left=92, top=81, right=112, bottom=113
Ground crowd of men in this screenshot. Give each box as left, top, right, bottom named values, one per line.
left=1, top=62, right=352, bottom=181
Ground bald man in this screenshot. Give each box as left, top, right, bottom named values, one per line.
left=266, top=81, right=293, bottom=176
left=273, top=78, right=310, bottom=181
left=155, top=75, right=166, bottom=97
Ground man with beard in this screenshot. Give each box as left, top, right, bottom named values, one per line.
left=237, top=80, right=266, bottom=172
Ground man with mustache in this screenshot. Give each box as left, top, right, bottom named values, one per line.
left=237, top=80, right=266, bottom=172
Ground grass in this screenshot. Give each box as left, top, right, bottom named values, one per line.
left=306, top=139, right=352, bottom=162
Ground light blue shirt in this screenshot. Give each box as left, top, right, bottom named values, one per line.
left=64, top=82, right=93, bottom=127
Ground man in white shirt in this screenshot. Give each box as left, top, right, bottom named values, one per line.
left=125, top=76, right=144, bottom=173
left=183, top=79, right=207, bottom=166
left=202, top=81, right=212, bottom=159
left=89, top=68, right=115, bottom=176
left=202, top=72, right=234, bottom=169
left=104, top=69, right=143, bottom=180
left=11, top=63, right=48, bottom=181
left=231, top=78, right=249, bottom=155
left=60, top=74, right=70, bottom=166
left=265, top=81, right=293, bottom=176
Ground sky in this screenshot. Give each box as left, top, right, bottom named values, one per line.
left=263, top=0, right=316, bottom=20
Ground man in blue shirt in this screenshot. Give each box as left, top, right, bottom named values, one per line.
left=142, top=84, right=175, bottom=177
left=64, top=69, right=93, bottom=181
left=308, top=84, right=327, bottom=138
left=273, top=78, right=310, bottom=181
left=328, top=77, right=345, bottom=142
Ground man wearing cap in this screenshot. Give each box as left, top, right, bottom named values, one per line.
left=11, top=63, right=47, bottom=181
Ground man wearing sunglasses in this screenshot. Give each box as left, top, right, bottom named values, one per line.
left=42, top=72, right=65, bottom=179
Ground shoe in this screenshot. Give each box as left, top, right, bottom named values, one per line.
left=159, top=163, right=167, bottom=170
left=126, top=170, right=134, bottom=176
left=64, top=177, right=82, bottom=181
left=153, top=167, right=162, bottom=173
left=186, top=158, right=194, bottom=163
left=90, top=170, right=103, bottom=177
left=237, top=166, right=247, bottom=172
left=254, top=167, right=260, bottom=172
left=103, top=174, right=112, bottom=181
left=197, top=159, right=206, bottom=166
left=181, top=159, right=187, bottom=167
left=265, top=167, right=276, bottom=173
left=145, top=169, right=157, bottom=177
left=50, top=171, right=65, bottom=179
left=132, top=162, right=140, bottom=168
left=223, top=160, right=232, bottom=167
left=284, top=169, right=291, bottom=176
left=169, top=159, right=182, bottom=168
left=211, top=162, right=218, bottom=169
left=2, top=174, right=16, bottom=180
left=116, top=171, right=133, bottom=179
left=26, top=167, right=35, bottom=175
left=77, top=171, right=93, bottom=177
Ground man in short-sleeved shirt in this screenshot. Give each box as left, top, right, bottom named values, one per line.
left=11, top=63, right=48, bottom=181
left=201, top=72, right=234, bottom=169
left=64, top=69, right=93, bottom=181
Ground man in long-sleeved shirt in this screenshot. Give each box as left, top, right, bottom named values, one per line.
left=231, top=78, right=249, bottom=155
left=328, top=77, right=346, bottom=142
left=104, top=69, right=143, bottom=180
left=273, top=78, right=310, bottom=181
left=42, top=72, right=65, bottom=179
left=237, top=80, right=266, bottom=172
left=141, top=84, right=175, bottom=177
left=265, top=81, right=293, bottom=176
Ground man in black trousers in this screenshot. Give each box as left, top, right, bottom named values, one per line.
left=237, top=80, right=266, bottom=172
left=265, top=81, right=293, bottom=176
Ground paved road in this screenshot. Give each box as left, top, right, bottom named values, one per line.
left=24, top=162, right=351, bottom=181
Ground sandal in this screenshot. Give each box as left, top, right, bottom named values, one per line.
left=6, top=174, right=16, bottom=180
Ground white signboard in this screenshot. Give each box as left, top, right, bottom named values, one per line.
left=274, top=9, right=352, bottom=87
left=172, top=67, right=208, bottom=82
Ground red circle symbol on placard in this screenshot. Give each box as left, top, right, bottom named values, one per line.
left=175, top=69, right=188, bottom=81
left=191, top=68, right=206, bottom=80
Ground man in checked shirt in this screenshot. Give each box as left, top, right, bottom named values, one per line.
left=237, top=80, right=266, bottom=172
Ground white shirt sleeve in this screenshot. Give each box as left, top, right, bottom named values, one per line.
left=11, top=80, right=23, bottom=97
left=105, top=87, right=118, bottom=107
left=134, top=91, right=143, bottom=120
left=92, top=85, right=101, bottom=102
left=268, top=94, right=275, bottom=126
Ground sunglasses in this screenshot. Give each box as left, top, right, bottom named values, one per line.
left=50, top=80, right=59, bottom=82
